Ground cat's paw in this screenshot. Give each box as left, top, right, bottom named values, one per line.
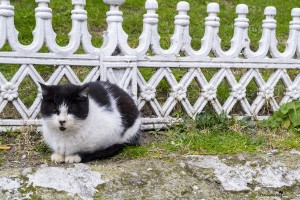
left=51, top=153, right=65, bottom=163
left=65, top=154, right=81, bottom=163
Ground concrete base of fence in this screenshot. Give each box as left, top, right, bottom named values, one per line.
left=1, top=150, right=300, bottom=199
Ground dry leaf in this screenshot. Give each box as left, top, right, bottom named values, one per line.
left=0, top=145, right=11, bottom=150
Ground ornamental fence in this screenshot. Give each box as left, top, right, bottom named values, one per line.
left=0, top=0, right=300, bottom=130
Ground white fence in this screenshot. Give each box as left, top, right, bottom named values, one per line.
left=0, top=0, right=300, bottom=130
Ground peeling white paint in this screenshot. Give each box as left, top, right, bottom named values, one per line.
left=187, top=155, right=300, bottom=192
left=27, top=164, right=105, bottom=200
left=187, top=156, right=255, bottom=191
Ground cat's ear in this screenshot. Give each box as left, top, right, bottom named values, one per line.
left=39, top=82, right=49, bottom=96
left=79, top=84, right=89, bottom=98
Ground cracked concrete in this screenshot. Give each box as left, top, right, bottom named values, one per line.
left=1, top=150, right=300, bottom=199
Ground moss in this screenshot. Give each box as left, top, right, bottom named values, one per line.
left=18, top=183, right=37, bottom=199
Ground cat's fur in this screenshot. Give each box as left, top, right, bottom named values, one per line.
left=39, top=81, right=141, bottom=163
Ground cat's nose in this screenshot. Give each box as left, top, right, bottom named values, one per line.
left=59, top=121, right=66, bottom=126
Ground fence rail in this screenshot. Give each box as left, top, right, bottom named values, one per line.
left=0, top=0, right=300, bottom=130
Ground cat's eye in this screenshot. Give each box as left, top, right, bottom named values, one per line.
left=68, top=104, right=77, bottom=113
left=51, top=107, right=59, bottom=114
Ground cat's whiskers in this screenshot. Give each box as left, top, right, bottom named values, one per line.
left=73, top=122, right=88, bottom=143
left=69, top=122, right=87, bottom=136
left=72, top=126, right=86, bottom=143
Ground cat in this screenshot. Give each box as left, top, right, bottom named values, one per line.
left=39, top=81, right=141, bottom=163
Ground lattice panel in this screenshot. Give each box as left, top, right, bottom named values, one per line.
left=137, top=67, right=300, bottom=123
left=0, top=63, right=139, bottom=124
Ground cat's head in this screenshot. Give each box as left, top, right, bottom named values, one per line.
left=39, top=83, right=89, bottom=132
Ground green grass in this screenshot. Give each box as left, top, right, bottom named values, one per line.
left=274, top=133, right=300, bottom=150
left=117, top=115, right=300, bottom=159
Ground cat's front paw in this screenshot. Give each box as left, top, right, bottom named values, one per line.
left=51, top=153, right=65, bottom=163
left=65, top=154, right=81, bottom=163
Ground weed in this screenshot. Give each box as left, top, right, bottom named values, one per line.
left=263, top=101, right=300, bottom=132
left=0, top=128, right=20, bottom=144
left=239, top=116, right=257, bottom=135
left=34, top=143, right=51, bottom=154
left=195, top=110, right=229, bottom=131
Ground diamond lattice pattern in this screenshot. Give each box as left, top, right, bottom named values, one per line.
left=137, top=68, right=298, bottom=119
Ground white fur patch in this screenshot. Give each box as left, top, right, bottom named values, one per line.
left=44, top=103, right=76, bottom=132
left=65, top=154, right=81, bottom=163
left=51, top=153, right=65, bottom=163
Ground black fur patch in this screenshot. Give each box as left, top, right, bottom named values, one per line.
left=106, top=83, right=140, bottom=135
left=85, top=82, right=112, bottom=110
left=79, top=144, right=125, bottom=163
left=40, top=83, right=89, bottom=120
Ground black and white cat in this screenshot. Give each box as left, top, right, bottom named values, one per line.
left=39, top=81, right=141, bottom=163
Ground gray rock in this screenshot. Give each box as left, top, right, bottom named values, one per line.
left=21, top=167, right=32, bottom=176
left=0, top=177, right=21, bottom=190
left=27, top=164, right=105, bottom=200
left=254, top=186, right=261, bottom=191
left=187, top=155, right=255, bottom=191
left=186, top=153, right=300, bottom=193
left=290, top=150, right=300, bottom=155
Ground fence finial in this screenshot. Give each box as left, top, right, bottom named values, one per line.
left=0, top=0, right=10, bottom=6
left=207, top=2, right=219, bottom=15
left=206, top=3, right=220, bottom=27
left=72, top=0, right=86, bottom=6
left=144, top=0, right=158, bottom=25
left=175, top=1, right=190, bottom=26
left=236, top=4, right=248, bottom=16
left=263, top=6, right=276, bottom=29
left=145, top=0, right=158, bottom=10
left=0, top=0, right=14, bottom=17
left=292, top=8, right=300, bottom=17
left=35, top=0, right=52, bottom=19
left=72, top=0, right=87, bottom=21
left=264, top=6, right=276, bottom=16
left=235, top=4, right=248, bottom=28
left=105, top=0, right=124, bottom=23
left=177, top=1, right=189, bottom=13
left=103, top=0, right=125, bottom=6
left=290, top=8, right=300, bottom=30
